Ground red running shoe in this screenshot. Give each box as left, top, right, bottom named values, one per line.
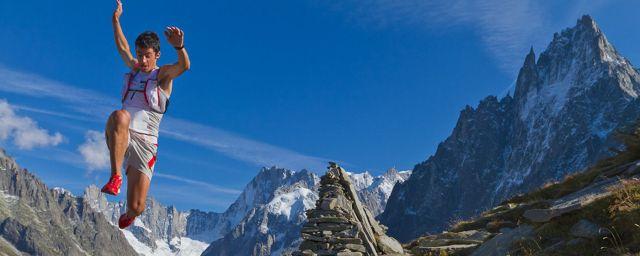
left=118, top=213, right=136, bottom=229
left=101, top=174, right=122, bottom=196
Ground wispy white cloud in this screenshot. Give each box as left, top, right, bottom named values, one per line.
left=16, top=147, right=87, bottom=169
left=154, top=171, right=242, bottom=195
left=77, top=130, right=110, bottom=171
left=151, top=182, right=239, bottom=210
left=0, top=66, right=330, bottom=171
left=470, top=1, right=549, bottom=73
left=12, top=104, right=98, bottom=123
left=150, top=172, right=243, bottom=211
left=0, top=99, right=65, bottom=149
left=161, top=117, right=330, bottom=171
left=320, top=0, right=605, bottom=75
left=0, top=66, right=117, bottom=118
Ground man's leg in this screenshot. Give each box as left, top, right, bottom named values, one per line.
left=105, top=109, right=130, bottom=177
left=125, top=166, right=151, bottom=217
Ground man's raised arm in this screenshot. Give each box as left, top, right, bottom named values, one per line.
left=160, top=26, right=191, bottom=81
left=112, top=0, right=136, bottom=69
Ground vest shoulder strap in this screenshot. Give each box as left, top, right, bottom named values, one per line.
left=121, top=70, right=140, bottom=102
left=149, top=68, right=160, bottom=81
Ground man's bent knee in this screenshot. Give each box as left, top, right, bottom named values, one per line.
left=129, top=201, right=145, bottom=216
left=111, top=110, right=130, bottom=129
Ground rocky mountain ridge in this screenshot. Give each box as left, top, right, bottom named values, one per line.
left=379, top=15, right=640, bottom=242
left=0, top=149, right=138, bottom=256
left=403, top=127, right=640, bottom=255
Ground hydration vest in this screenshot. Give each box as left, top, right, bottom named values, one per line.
left=121, top=68, right=170, bottom=114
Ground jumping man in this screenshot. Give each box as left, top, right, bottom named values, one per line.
left=101, top=0, right=190, bottom=229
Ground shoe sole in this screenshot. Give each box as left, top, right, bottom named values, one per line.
left=101, top=188, right=120, bottom=196
left=119, top=216, right=135, bottom=229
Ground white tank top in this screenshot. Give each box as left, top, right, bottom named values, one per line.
left=122, top=68, right=167, bottom=140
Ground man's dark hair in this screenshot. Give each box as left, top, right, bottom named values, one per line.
left=135, top=31, right=160, bottom=53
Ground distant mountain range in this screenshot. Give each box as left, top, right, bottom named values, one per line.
left=82, top=166, right=410, bottom=256
left=0, top=146, right=409, bottom=256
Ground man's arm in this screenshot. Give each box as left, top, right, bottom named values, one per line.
left=159, top=26, right=190, bottom=82
left=112, top=0, right=136, bottom=69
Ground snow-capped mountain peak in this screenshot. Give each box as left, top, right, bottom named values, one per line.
left=351, top=168, right=412, bottom=217
left=345, top=170, right=374, bottom=190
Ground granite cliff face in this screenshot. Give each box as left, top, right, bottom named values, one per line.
left=0, top=149, right=138, bottom=256
left=379, top=15, right=640, bottom=242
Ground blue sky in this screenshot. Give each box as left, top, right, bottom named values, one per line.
left=0, top=0, right=639, bottom=212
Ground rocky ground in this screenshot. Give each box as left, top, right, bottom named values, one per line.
left=403, top=128, right=640, bottom=255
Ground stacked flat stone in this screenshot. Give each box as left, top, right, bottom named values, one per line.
left=293, top=162, right=406, bottom=256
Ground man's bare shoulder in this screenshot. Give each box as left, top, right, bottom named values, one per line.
left=158, top=63, right=184, bottom=81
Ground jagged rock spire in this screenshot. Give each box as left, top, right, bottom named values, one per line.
left=525, top=46, right=535, bottom=67
left=513, top=14, right=634, bottom=103
left=577, top=14, right=599, bottom=34
left=513, top=46, right=538, bottom=101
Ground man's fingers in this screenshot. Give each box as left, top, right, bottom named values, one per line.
left=169, top=26, right=183, bottom=37
left=115, top=0, right=122, bottom=14
left=163, top=26, right=184, bottom=41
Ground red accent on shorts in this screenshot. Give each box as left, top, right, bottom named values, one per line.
left=148, top=155, right=157, bottom=168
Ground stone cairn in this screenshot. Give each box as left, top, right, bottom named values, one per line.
left=293, top=162, right=406, bottom=256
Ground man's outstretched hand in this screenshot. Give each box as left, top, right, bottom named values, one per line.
left=164, top=26, right=185, bottom=49
left=113, top=0, right=123, bottom=21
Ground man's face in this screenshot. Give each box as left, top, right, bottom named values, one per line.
left=135, top=47, right=159, bottom=72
